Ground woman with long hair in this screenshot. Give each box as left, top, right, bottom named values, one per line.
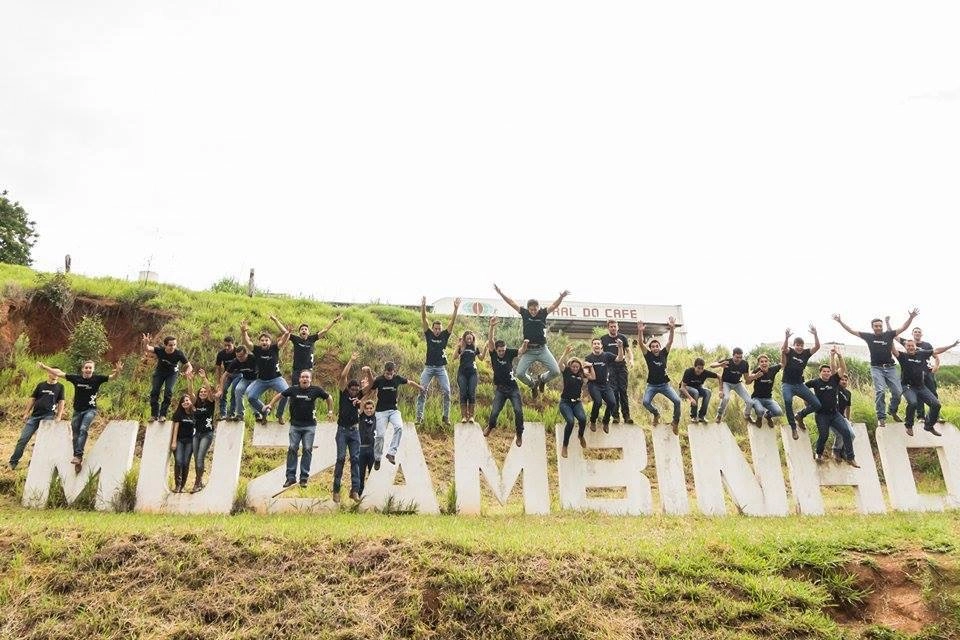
left=452, top=330, right=485, bottom=423
left=558, top=344, right=595, bottom=458
left=187, top=369, right=221, bottom=492
left=169, top=393, right=196, bottom=493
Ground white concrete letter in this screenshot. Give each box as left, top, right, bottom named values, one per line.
left=877, top=423, right=960, bottom=511
left=245, top=423, right=337, bottom=513
left=362, top=423, right=439, bottom=514
left=651, top=424, right=690, bottom=515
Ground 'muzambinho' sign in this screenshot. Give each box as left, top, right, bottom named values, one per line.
left=20, top=420, right=960, bottom=515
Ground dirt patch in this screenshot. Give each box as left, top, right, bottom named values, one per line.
left=0, top=295, right=173, bottom=364
left=825, top=553, right=941, bottom=634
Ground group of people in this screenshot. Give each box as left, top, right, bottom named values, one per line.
left=9, top=286, right=957, bottom=502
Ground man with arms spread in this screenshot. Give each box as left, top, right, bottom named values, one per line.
left=415, top=297, right=460, bottom=427
left=637, top=318, right=681, bottom=434
left=892, top=337, right=958, bottom=437
left=679, top=358, right=719, bottom=424
left=806, top=347, right=858, bottom=467
left=142, top=333, right=192, bottom=423
left=241, top=316, right=292, bottom=425
left=780, top=326, right=821, bottom=436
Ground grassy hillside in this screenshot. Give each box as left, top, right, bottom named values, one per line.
left=2, top=264, right=960, bottom=639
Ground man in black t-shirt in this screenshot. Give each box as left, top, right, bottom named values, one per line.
left=680, top=358, right=719, bottom=423
left=215, top=336, right=237, bottom=419
left=892, top=338, right=958, bottom=436
left=601, top=320, right=634, bottom=424
left=889, top=321, right=941, bottom=423
left=638, top=317, right=682, bottom=433
left=142, top=333, right=192, bottom=423
left=220, top=345, right=257, bottom=420
left=805, top=348, right=858, bottom=465
left=9, top=364, right=65, bottom=469
left=363, top=362, right=425, bottom=467
left=493, top=284, right=569, bottom=398
left=745, top=355, right=783, bottom=428
left=833, top=309, right=918, bottom=427
left=280, top=313, right=342, bottom=386
left=39, top=359, right=123, bottom=469
left=483, top=316, right=527, bottom=447
left=357, top=401, right=377, bottom=495
left=267, top=370, right=333, bottom=488
left=710, top=348, right=753, bottom=424
left=585, top=338, right=620, bottom=432
left=333, top=352, right=365, bottom=502
left=415, top=296, right=460, bottom=427
left=780, top=326, right=822, bottom=432
left=241, top=317, right=292, bottom=425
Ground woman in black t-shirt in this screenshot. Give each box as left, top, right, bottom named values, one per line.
left=186, top=369, right=221, bottom=492
left=169, top=394, right=197, bottom=493
left=558, top=345, right=595, bottom=459
left=453, top=331, right=486, bottom=424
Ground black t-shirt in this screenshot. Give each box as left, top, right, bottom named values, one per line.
left=338, top=388, right=362, bottom=427
left=585, top=352, right=617, bottom=385
left=643, top=349, right=670, bottom=385
left=30, top=381, right=64, bottom=417
left=215, top=348, right=236, bottom=369
left=458, top=344, right=482, bottom=372
left=806, top=374, right=841, bottom=414
left=719, top=358, right=750, bottom=384
left=359, top=413, right=376, bottom=446
left=371, top=375, right=408, bottom=412
left=561, top=367, right=586, bottom=401
left=751, top=364, right=782, bottom=399
left=424, top=329, right=451, bottom=366
left=857, top=330, right=897, bottom=366
left=153, top=346, right=188, bottom=373
left=172, top=408, right=196, bottom=441
left=193, top=398, right=216, bottom=433
left=897, top=339, right=934, bottom=371
left=289, top=334, right=320, bottom=374
left=896, top=349, right=934, bottom=387
left=65, top=374, right=109, bottom=411
left=281, top=385, right=330, bottom=426
left=681, top=367, right=718, bottom=389
left=227, top=356, right=258, bottom=381
left=519, top=308, right=549, bottom=345
left=600, top=334, right=630, bottom=365
left=838, top=387, right=852, bottom=415
left=490, top=349, right=519, bottom=390
left=782, top=348, right=812, bottom=384
left=252, top=344, right=282, bottom=380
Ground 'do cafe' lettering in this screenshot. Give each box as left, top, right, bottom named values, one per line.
left=20, top=418, right=960, bottom=516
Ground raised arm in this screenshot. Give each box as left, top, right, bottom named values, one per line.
left=636, top=321, right=648, bottom=355
left=615, top=338, right=626, bottom=362
left=108, top=360, right=124, bottom=380
left=37, top=361, right=66, bottom=378
left=240, top=320, right=253, bottom=348
left=892, top=308, right=920, bottom=336
left=447, top=297, right=461, bottom=334
left=420, top=296, right=429, bottom=332
left=487, top=317, right=498, bottom=351
left=546, top=289, right=570, bottom=314
left=932, top=339, right=960, bottom=356
left=809, top=325, right=821, bottom=356
left=340, top=352, right=359, bottom=390
left=272, top=315, right=292, bottom=348
left=664, top=316, right=676, bottom=352
left=318, top=313, right=343, bottom=339
left=141, top=332, right=155, bottom=357
left=831, top=347, right=847, bottom=376
left=492, top=283, right=522, bottom=314
left=781, top=328, right=791, bottom=359
left=831, top=314, right=860, bottom=338
left=558, top=344, right=574, bottom=370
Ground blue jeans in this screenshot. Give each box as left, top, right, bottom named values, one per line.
left=903, top=384, right=941, bottom=428
left=559, top=399, right=587, bottom=447
left=489, top=386, right=524, bottom=436
left=10, top=412, right=54, bottom=466
left=358, top=445, right=375, bottom=494
left=374, top=409, right=404, bottom=460
left=718, top=382, right=752, bottom=419
left=233, top=378, right=252, bottom=418
left=514, top=345, right=562, bottom=388
left=333, top=425, right=361, bottom=494
left=642, top=383, right=681, bottom=423
left=870, top=365, right=902, bottom=421
left=192, top=431, right=214, bottom=473
left=150, top=370, right=178, bottom=417
left=782, top=382, right=821, bottom=428
left=587, top=382, right=618, bottom=424
left=917, top=372, right=937, bottom=419
left=815, top=412, right=854, bottom=459
left=286, top=424, right=316, bottom=482
left=71, top=408, right=98, bottom=458
left=174, top=439, right=193, bottom=467
left=457, top=369, right=478, bottom=403
left=750, top=397, right=784, bottom=419
left=219, top=373, right=238, bottom=416
left=416, top=365, right=451, bottom=421
left=247, top=377, right=289, bottom=418
left=685, top=386, right=712, bottom=419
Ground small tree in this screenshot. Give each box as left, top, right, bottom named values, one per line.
left=0, top=190, right=39, bottom=266
left=210, top=276, right=247, bottom=296
left=67, top=315, right=110, bottom=370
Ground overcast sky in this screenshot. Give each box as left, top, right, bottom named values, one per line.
left=3, top=1, right=958, bottom=350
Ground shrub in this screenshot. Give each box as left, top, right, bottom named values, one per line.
left=33, top=271, right=74, bottom=315
left=66, top=315, right=110, bottom=370
left=211, top=277, right=248, bottom=296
